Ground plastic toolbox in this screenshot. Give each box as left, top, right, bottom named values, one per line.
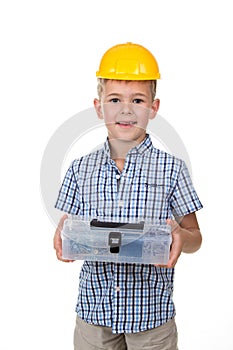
left=62, top=217, right=172, bottom=265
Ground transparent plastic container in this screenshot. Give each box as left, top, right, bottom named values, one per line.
left=62, top=217, right=172, bottom=265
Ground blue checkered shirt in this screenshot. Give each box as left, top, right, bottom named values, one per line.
left=55, top=134, right=202, bottom=333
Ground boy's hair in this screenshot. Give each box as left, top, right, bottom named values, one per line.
left=97, top=79, right=157, bottom=101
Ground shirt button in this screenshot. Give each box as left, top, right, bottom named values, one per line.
left=118, top=200, right=124, bottom=207
left=116, top=286, right=120, bottom=292
left=116, top=174, right=121, bottom=180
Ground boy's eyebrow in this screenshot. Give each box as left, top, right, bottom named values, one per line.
left=131, top=93, right=148, bottom=97
left=105, top=93, right=122, bottom=97
left=106, top=92, right=148, bottom=98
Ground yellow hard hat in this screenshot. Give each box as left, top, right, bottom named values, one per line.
left=96, top=42, right=160, bottom=80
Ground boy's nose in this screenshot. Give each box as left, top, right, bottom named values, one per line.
left=120, top=103, right=134, bottom=115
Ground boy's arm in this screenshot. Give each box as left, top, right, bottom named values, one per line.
left=53, top=214, right=74, bottom=263
left=166, top=212, right=202, bottom=268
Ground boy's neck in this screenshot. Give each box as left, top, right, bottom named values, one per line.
left=108, top=137, right=145, bottom=172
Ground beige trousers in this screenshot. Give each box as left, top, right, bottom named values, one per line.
left=74, top=316, right=178, bottom=350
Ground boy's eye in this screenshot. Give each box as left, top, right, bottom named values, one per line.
left=110, top=98, right=120, bottom=103
left=133, top=98, right=144, bottom=104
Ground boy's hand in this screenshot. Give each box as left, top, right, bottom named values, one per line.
left=166, top=219, right=184, bottom=268
left=155, top=213, right=202, bottom=269
left=155, top=219, right=184, bottom=269
left=53, top=214, right=75, bottom=263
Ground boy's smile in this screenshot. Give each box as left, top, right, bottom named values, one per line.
left=94, top=80, right=160, bottom=146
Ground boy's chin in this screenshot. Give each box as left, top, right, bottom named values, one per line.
left=108, top=133, right=146, bottom=144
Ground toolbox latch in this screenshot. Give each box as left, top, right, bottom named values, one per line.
left=108, top=232, right=122, bottom=253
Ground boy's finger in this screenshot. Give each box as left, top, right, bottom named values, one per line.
left=58, top=214, right=68, bottom=230
left=166, top=219, right=180, bottom=232
left=53, top=214, right=68, bottom=248
left=166, top=256, right=178, bottom=268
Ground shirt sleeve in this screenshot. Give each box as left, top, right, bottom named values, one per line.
left=170, top=160, right=203, bottom=217
left=55, top=160, right=81, bottom=215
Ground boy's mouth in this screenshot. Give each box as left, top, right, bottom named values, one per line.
left=115, top=121, right=137, bottom=126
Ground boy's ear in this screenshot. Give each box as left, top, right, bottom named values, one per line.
left=94, top=98, right=103, bottom=120
left=150, top=98, right=160, bottom=120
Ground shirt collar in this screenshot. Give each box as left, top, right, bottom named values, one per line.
left=103, top=134, right=153, bottom=162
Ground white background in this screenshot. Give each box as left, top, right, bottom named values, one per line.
left=1, top=1, right=232, bottom=349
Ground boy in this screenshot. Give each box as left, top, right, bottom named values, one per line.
left=54, top=42, right=203, bottom=349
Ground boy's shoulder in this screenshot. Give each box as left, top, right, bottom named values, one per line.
left=147, top=144, right=184, bottom=167
left=69, top=145, right=106, bottom=169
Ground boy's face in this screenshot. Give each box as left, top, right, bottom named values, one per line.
left=94, top=80, right=160, bottom=145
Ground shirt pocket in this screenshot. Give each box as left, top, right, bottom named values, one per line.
left=143, top=182, right=170, bottom=220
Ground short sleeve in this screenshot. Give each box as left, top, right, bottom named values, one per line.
left=170, top=161, right=203, bottom=217
left=55, top=161, right=81, bottom=215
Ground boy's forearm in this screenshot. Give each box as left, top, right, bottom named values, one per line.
left=180, top=227, right=202, bottom=253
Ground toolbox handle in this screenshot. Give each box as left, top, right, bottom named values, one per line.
left=90, top=219, right=144, bottom=230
